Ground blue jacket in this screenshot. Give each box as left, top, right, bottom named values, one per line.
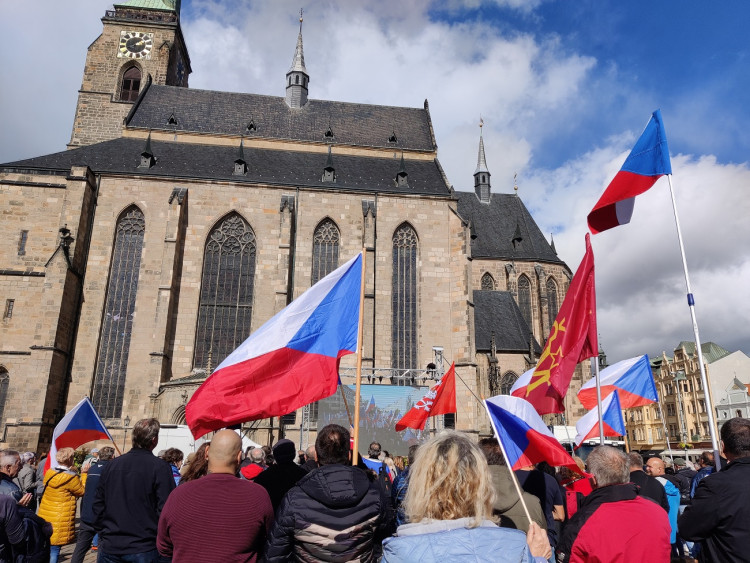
left=656, top=477, right=680, bottom=543
left=80, top=460, right=108, bottom=524
left=381, top=518, right=537, bottom=562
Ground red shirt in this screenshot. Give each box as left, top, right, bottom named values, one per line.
left=157, top=473, right=274, bottom=562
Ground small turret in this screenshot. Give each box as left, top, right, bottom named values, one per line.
left=285, top=10, right=310, bottom=109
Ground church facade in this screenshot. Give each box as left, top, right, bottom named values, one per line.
left=0, top=0, right=585, bottom=452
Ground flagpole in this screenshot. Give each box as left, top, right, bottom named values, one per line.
left=592, top=358, right=605, bottom=445
left=666, top=175, right=720, bottom=472
left=484, top=401, right=533, bottom=527
left=340, top=386, right=354, bottom=428
left=352, top=250, right=366, bottom=466
left=657, top=402, right=674, bottom=464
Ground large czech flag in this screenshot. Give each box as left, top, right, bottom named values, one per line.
left=578, top=354, right=657, bottom=410
left=187, top=253, right=362, bottom=439
left=485, top=395, right=582, bottom=474
left=587, top=110, right=671, bottom=234
left=574, top=390, right=626, bottom=447
left=45, top=398, right=112, bottom=472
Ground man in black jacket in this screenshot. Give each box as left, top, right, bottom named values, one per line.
left=266, top=424, right=392, bottom=562
left=253, top=438, right=307, bottom=513
left=627, top=452, right=669, bottom=512
left=679, top=417, right=750, bottom=562
left=70, top=446, right=114, bottom=563
left=92, top=419, right=175, bottom=563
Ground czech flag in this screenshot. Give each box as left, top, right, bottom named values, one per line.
left=578, top=354, right=657, bottom=410
left=588, top=110, right=671, bottom=234
left=485, top=395, right=582, bottom=474
left=45, top=397, right=112, bottom=472
left=187, top=253, right=362, bottom=439
left=574, top=390, right=626, bottom=447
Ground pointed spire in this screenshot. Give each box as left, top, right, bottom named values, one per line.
left=396, top=153, right=409, bottom=187
left=285, top=9, right=310, bottom=108
left=139, top=131, right=155, bottom=168
left=512, top=222, right=523, bottom=249
left=550, top=233, right=557, bottom=255
left=474, top=117, right=491, bottom=202
left=233, top=138, right=247, bottom=176
left=322, top=145, right=336, bottom=182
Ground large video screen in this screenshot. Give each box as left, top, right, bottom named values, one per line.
left=318, top=384, right=437, bottom=457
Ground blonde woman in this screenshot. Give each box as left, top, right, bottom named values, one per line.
left=381, top=431, right=550, bottom=562
left=38, top=447, right=85, bottom=563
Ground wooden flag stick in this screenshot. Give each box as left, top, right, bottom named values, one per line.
left=340, top=385, right=354, bottom=428
left=484, top=400, right=533, bottom=527
left=352, top=250, right=366, bottom=466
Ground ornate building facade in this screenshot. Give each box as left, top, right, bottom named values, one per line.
left=0, top=0, right=585, bottom=452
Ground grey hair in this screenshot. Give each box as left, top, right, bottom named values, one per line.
left=587, top=445, right=629, bottom=487
left=249, top=448, right=265, bottom=464
left=0, top=450, right=20, bottom=468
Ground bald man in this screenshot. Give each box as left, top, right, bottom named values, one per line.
left=646, top=457, right=681, bottom=550
left=157, top=430, right=274, bottom=562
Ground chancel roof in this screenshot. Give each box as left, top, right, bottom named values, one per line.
left=473, top=290, right=542, bottom=354
left=456, top=191, right=564, bottom=265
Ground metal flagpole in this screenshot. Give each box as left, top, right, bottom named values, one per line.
left=666, top=175, right=721, bottom=472
left=351, top=250, right=366, bottom=466
left=592, top=358, right=605, bottom=445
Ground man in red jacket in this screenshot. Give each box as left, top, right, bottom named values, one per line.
left=556, top=446, right=671, bottom=563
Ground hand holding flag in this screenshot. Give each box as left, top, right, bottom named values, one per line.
left=395, top=363, right=456, bottom=431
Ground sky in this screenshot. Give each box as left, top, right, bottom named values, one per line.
left=1, top=0, right=748, bottom=366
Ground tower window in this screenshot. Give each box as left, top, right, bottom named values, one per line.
left=3, top=299, right=14, bottom=319
left=18, top=230, right=28, bottom=255
left=120, top=66, right=141, bottom=102
left=481, top=272, right=495, bottom=291
left=295, top=75, right=299, bottom=85
left=312, top=219, right=340, bottom=285
left=392, top=224, right=418, bottom=377
left=518, top=275, right=532, bottom=331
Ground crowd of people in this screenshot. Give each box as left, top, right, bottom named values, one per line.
left=1, top=416, right=749, bottom=562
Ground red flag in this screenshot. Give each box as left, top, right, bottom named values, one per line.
left=512, top=234, right=597, bottom=414
left=395, top=363, right=456, bottom=431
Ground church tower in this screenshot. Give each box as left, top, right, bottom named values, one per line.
left=68, top=0, right=191, bottom=148
left=474, top=120, right=491, bottom=203
left=285, top=11, right=310, bottom=109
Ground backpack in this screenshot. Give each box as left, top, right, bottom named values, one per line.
left=11, top=507, right=51, bottom=563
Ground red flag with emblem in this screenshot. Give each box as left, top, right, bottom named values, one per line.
left=512, top=234, right=597, bottom=414
left=395, top=363, right=456, bottom=431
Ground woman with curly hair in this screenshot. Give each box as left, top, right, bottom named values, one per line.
left=178, top=442, right=209, bottom=485
left=163, top=448, right=184, bottom=486
left=381, top=431, right=550, bottom=562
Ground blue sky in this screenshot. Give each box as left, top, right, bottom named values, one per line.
left=1, top=0, right=748, bottom=365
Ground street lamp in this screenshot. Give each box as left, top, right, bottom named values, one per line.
left=122, top=415, right=131, bottom=452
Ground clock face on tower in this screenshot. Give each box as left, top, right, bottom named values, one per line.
left=118, top=31, right=154, bottom=59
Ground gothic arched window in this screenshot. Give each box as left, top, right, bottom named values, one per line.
left=546, top=277, right=559, bottom=329
left=499, top=371, right=518, bottom=395
left=93, top=206, right=145, bottom=418
left=481, top=272, right=495, bottom=291
left=518, top=275, right=532, bottom=331
left=311, top=219, right=340, bottom=285
left=0, top=368, right=8, bottom=424
left=120, top=66, right=142, bottom=102
left=194, top=213, right=256, bottom=371
left=392, top=224, right=418, bottom=373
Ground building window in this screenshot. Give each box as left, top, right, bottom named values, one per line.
left=18, top=231, right=28, bottom=255
left=120, top=66, right=141, bottom=102
left=0, top=368, right=8, bottom=425
left=311, top=219, right=340, bottom=285
left=194, top=213, right=256, bottom=371
left=392, top=224, right=418, bottom=374
left=92, top=206, right=145, bottom=418
left=481, top=273, right=495, bottom=291
left=546, top=277, right=558, bottom=328
left=3, top=300, right=13, bottom=320
left=517, top=275, right=532, bottom=331
left=498, top=371, right=518, bottom=395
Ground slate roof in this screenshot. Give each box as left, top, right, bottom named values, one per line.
left=126, top=84, right=436, bottom=152
left=473, top=290, right=542, bottom=354
left=0, top=137, right=451, bottom=196
left=676, top=341, right=732, bottom=364
left=456, top=191, right=565, bottom=265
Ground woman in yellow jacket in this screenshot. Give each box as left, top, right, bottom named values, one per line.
left=38, top=447, right=85, bottom=563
